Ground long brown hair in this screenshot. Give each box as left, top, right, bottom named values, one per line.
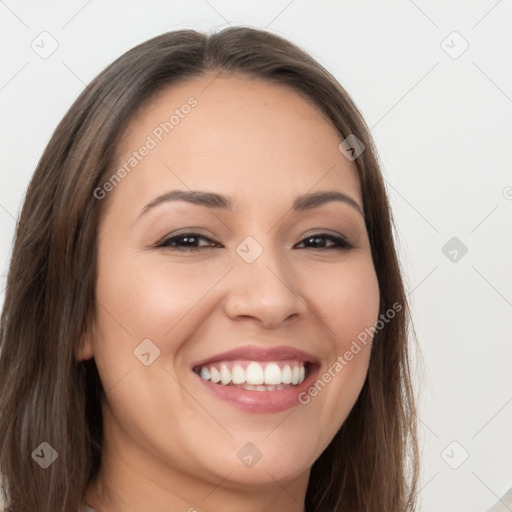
left=0, top=26, right=420, bottom=512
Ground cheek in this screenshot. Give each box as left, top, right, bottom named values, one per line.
left=90, top=241, right=381, bottom=481
left=95, top=251, right=222, bottom=337
left=91, top=249, right=229, bottom=384
left=306, top=255, right=380, bottom=346
left=296, top=255, right=380, bottom=435
left=93, top=245, right=380, bottom=376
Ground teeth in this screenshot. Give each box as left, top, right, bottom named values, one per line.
left=220, top=364, right=231, bottom=385
left=231, top=364, right=245, bottom=384
left=210, top=367, right=221, bottom=384
left=264, top=362, right=282, bottom=385
left=282, top=364, right=292, bottom=384
left=196, top=361, right=308, bottom=387
left=242, top=383, right=290, bottom=391
left=246, top=362, right=264, bottom=385
left=291, top=366, right=299, bottom=385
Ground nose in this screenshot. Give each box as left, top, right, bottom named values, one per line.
left=223, top=245, right=305, bottom=329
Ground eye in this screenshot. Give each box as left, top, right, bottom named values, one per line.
left=156, top=231, right=353, bottom=252
left=157, top=232, right=222, bottom=251
left=294, top=233, right=354, bottom=250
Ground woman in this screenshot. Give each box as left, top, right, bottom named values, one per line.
left=0, top=26, right=420, bottom=512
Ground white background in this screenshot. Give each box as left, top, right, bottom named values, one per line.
left=1, top=1, right=511, bottom=511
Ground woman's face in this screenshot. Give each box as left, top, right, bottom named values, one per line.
left=84, top=74, right=380, bottom=501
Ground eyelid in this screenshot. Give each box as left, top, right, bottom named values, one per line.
left=302, top=229, right=350, bottom=241
left=156, top=230, right=354, bottom=251
left=295, top=231, right=354, bottom=249
left=155, top=232, right=220, bottom=249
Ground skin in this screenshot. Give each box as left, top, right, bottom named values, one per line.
left=79, top=74, right=380, bottom=512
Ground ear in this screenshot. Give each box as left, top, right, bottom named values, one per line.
left=75, top=320, right=95, bottom=362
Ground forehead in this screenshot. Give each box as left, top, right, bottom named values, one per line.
left=109, top=74, right=361, bottom=214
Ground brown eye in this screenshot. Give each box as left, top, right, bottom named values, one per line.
left=295, top=233, right=353, bottom=250
left=158, top=233, right=222, bottom=251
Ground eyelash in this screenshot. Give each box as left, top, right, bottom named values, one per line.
left=157, top=232, right=354, bottom=251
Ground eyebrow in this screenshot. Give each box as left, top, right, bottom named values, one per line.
left=140, top=189, right=364, bottom=217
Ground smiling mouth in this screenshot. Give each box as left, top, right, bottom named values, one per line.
left=193, top=360, right=313, bottom=391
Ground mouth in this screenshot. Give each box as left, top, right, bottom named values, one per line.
left=190, top=345, right=320, bottom=413
left=193, top=360, right=312, bottom=390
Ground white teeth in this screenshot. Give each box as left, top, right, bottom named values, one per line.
left=220, top=364, right=231, bottom=386
left=264, top=362, right=282, bottom=385
left=210, top=367, right=221, bottom=383
left=242, top=383, right=289, bottom=391
left=281, top=364, right=292, bottom=384
left=246, top=362, right=264, bottom=385
left=196, top=360, right=309, bottom=388
left=241, top=384, right=263, bottom=391
left=291, top=366, right=299, bottom=385
left=231, top=364, right=245, bottom=384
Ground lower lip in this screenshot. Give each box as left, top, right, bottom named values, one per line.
left=194, top=366, right=319, bottom=413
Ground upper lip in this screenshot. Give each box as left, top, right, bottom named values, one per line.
left=191, top=345, right=320, bottom=369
